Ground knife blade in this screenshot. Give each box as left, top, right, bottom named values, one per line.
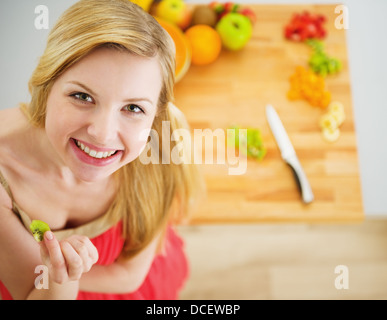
left=265, top=104, right=314, bottom=204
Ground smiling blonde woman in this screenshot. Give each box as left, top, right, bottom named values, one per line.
left=0, top=0, right=204, bottom=300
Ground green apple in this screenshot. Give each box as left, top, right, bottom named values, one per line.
left=155, top=0, right=187, bottom=26
left=216, top=12, right=252, bottom=51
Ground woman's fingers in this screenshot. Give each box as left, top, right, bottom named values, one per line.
left=42, top=231, right=67, bottom=284
left=82, top=236, right=99, bottom=265
left=61, top=240, right=83, bottom=280
left=40, top=232, right=99, bottom=284
left=69, top=237, right=95, bottom=273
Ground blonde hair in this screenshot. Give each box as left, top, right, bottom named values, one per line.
left=24, top=0, right=204, bottom=258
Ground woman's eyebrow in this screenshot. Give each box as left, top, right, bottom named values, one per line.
left=67, top=80, right=97, bottom=97
left=123, top=97, right=154, bottom=106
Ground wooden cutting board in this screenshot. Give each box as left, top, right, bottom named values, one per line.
left=174, top=4, right=363, bottom=224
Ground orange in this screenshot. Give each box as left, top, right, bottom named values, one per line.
left=156, top=18, right=191, bottom=83
left=185, top=25, right=222, bottom=66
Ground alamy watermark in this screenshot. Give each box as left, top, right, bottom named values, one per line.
left=34, top=4, right=349, bottom=31
left=34, top=5, right=49, bottom=30
left=334, top=264, right=349, bottom=290
left=34, top=265, right=49, bottom=289
left=138, top=122, right=248, bottom=175
left=334, top=5, right=349, bottom=30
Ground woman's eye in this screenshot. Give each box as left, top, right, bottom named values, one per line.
left=71, top=92, right=93, bottom=103
left=124, top=104, right=144, bottom=114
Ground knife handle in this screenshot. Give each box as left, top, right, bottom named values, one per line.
left=286, top=155, right=314, bottom=204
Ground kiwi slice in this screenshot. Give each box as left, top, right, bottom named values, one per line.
left=29, top=220, right=51, bottom=242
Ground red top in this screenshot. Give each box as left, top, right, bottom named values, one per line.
left=0, top=221, right=189, bottom=300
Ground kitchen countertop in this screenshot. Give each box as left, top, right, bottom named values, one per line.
left=0, top=0, right=386, bottom=217
left=175, top=3, right=362, bottom=223
left=183, top=1, right=387, bottom=218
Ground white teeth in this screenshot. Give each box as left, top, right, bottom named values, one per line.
left=75, top=140, right=116, bottom=159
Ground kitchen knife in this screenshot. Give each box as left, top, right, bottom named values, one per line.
left=265, top=104, right=314, bottom=204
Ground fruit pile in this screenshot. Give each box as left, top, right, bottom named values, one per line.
left=209, top=2, right=257, bottom=25
left=319, top=101, right=346, bottom=142
left=307, top=39, right=342, bottom=77
left=284, top=10, right=345, bottom=142
left=287, top=66, right=331, bottom=109
left=284, top=11, right=327, bottom=42
left=136, top=0, right=256, bottom=77
left=228, top=126, right=266, bottom=161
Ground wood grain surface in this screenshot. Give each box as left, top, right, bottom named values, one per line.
left=174, top=4, right=363, bottom=223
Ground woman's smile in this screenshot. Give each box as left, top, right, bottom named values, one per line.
left=74, top=138, right=118, bottom=159
left=70, top=138, right=123, bottom=167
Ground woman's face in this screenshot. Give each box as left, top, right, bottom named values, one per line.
left=45, top=47, right=162, bottom=182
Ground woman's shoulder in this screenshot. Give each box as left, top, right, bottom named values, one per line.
left=0, top=107, right=28, bottom=141
left=0, top=107, right=23, bottom=163
left=0, top=105, right=33, bottom=149
left=0, top=108, right=27, bottom=204
left=0, top=106, right=34, bottom=197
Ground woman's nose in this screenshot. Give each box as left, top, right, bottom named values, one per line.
left=87, top=108, right=118, bottom=145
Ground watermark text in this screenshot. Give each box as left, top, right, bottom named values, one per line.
left=34, top=5, right=49, bottom=30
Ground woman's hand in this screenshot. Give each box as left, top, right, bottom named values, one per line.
left=40, top=231, right=99, bottom=284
